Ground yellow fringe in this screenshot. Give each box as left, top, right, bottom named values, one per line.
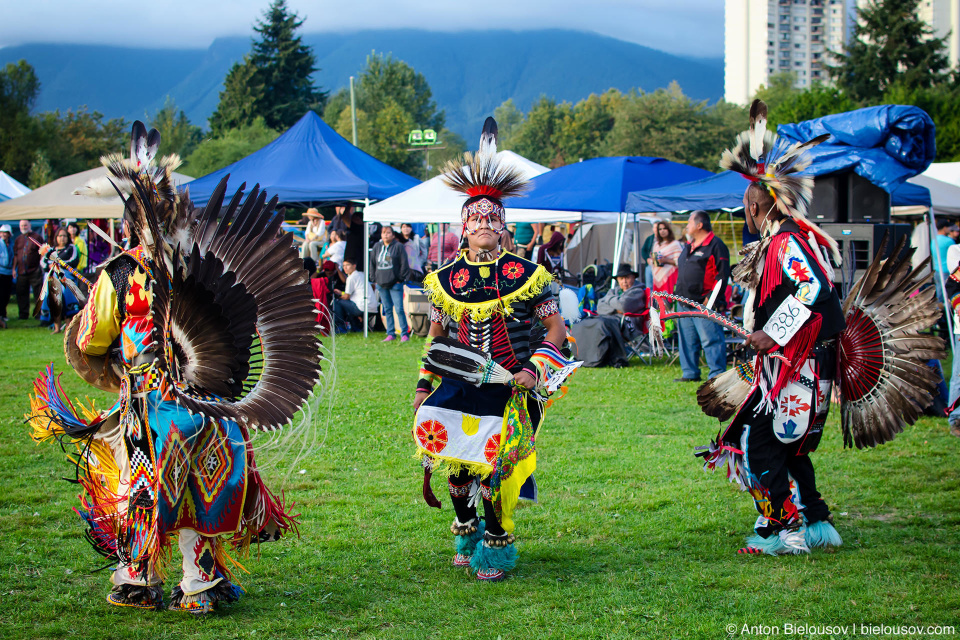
left=422, top=260, right=555, bottom=322
left=413, top=448, right=493, bottom=479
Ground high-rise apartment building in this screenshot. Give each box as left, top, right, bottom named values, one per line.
left=725, top=0, right=852, bottom=105
left=727, top=0, right=960, bottom=105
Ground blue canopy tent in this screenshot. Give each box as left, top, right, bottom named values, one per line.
left=504, top=156, right=712, bottom=215
left=625, top=170, right=931, bottom=214
left=504, top=156, right=713, bottom=270
left=184, top=111, right=420, bottom=207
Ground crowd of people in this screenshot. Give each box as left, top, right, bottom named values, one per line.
left=0, top=218, right=96, bottom=331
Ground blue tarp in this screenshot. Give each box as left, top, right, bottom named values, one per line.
left=503, top=156, right=712, bottom=213
left=185, top=111, right=420, bottom=207
left=626, top=105, right=936, bottom=214
left=778, top=105, right=936, bottom=191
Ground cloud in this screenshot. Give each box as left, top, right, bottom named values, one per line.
left=0, top=0, right=723, bottom=57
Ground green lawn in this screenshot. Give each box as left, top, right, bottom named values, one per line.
left=1, top=314, right=959, bottom=639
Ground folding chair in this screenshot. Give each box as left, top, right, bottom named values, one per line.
left=621, top=288, right=653, bottom=364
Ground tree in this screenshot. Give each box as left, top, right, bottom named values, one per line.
left=0, top=60, right=41, bottom=182
left=34, top=107, right=127, bottom=179
left=149, top=97, right=203, bottom=159
left=503, top=96, right=570, bottom=167
left=209, top=0, right=325, bottom=133
left=325, top=52, right=445, bottom=175
left=27, top=151, right=52, bottom=188
left=754, top=72, right=856, bottom=128
left=180, top=117, right=279, bottom=178
left=830, top=0, right=950, bottom=101
left=602, top=83, right=741, bottom=170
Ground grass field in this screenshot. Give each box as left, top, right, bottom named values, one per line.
left=2, top=314, right=959, bottom=640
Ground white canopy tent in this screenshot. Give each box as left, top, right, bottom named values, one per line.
left=921, top=162, right=960, bottom=190
left=363, top=151, right=579, bottom=224
left=0, top=166, right=193, bottom=221
left=0, top=171, right=30, bottom=201
left=907, top=173, right=960, bottom=217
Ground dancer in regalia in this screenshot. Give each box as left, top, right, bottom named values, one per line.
left=27, top=122, right=324, bottom=613
left=412, top=117, right=575, bottom=581
left=692, top=100, right=944, bottom=555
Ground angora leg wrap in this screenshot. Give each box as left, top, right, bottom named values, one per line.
left=454, top=519, right=485, bottom=556
left=804, top=519, right=842, bottom=548
left=470, top=539, right=517, bottom=573
left=744, top=529, right=809, bottom=556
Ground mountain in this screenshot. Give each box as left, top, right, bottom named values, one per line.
left=0, top=29, right=723, bottom=139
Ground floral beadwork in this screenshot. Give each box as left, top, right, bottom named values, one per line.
left=416, top=420, right=449, bottom=454
left=483, top=433, right=501, bottom=464
left=451, top=268, right=470, bottom=290
left=502, top=262, right=524, bottom=280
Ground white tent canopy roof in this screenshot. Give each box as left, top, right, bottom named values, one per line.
left=922, top=162, right=960, bottom=189
left=0, top=171, right=30, bottom=201
left=363, top=150, right=580, bottom=223
left=0, top=167, right=193, bottom=221
left=908, top=173, right=960, bottom=217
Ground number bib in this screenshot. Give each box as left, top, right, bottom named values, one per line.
left=763, top=294, right=811, bottom=347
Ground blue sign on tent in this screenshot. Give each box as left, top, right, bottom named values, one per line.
left=184, top=112, right=420, bottom=207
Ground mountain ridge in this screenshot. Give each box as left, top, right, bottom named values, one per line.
left=0, top=29, right=723, bottom=139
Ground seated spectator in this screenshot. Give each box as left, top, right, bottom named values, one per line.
left=332, top=258, right=378, bottom=332
left=537, top=231, right=565, bottom=277
left=597, top=264, right=646, bottom=316
left=322, top=229, right=347, bottom=267
left=301, top=208, right=327, bottom=261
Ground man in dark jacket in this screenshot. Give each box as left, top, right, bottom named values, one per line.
left=674, top=210, right=729, bottom=382
left=371, top=225, right=411, bottom=342
left=13, top=219, right=43, bottom=320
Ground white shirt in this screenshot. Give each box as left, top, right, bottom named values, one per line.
left=324, top=240, right=346, bottom=266
left=345, top=269, right=378, bottom=312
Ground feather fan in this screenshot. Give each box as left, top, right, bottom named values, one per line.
left=838, top=233, right=945, bottom=449
left=422, top=336, right=513, bottom=386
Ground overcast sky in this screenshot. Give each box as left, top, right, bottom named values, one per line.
left=0, top=0, right=724, bottom=58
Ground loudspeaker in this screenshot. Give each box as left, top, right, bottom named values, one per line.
left=808, top=172, right=891, bottom=224
left=821, top=223, right=911, bottom=295
left=847, top=172, right=890, bottom=223
left=809, top=175, right=842, bottom=223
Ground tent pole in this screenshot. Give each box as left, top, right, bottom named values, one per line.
left=109, top=219, right=116, bottom=257
left=363, top=203, right=370, bottom=338
left=632, top=214, right=640, bottom=274
left=612, top=213, right=624, bottom=285
left=350, top=76, right=359, bottom=147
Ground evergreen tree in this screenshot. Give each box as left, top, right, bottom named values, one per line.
left=27, top=151, right=52, bottom=188
left=209, top=0, right=324, bottom=133
left=0, top=60, right=41, bottom=182
left=830, top=0, right=949, bottom=101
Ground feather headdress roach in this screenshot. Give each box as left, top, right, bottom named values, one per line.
left=721, top=99, right=838, bottom=264
left=441, top=117, right=528, bottom=226
left=75, top=121, right=191, bottom=271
